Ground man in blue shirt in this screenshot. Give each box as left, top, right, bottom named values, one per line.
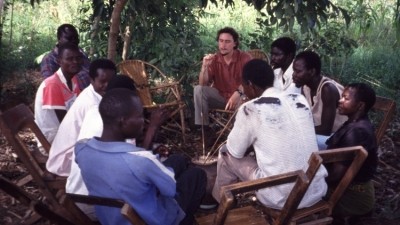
left=75, top=88, right=206, bottom=225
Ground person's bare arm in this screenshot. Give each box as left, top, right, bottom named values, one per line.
left=225, top=85, right=244, bottom=110
left=315, top=83, right=340, bottom=135
left=54, top=109, right=67, bottom=123
left=140, top=107, right=170, bottom=150
left=325, top=162, right=348, bottom=185
left=199, top=54, right=215, bottom=86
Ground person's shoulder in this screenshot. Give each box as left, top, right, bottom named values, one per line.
left=320, top=78, right=341, bottom=97
left=237, top=49, right=252, bottom=60
left=43, top=47, right=57, bottom=58
left=43, top=72, right=62, bottom=86
left=75, top=138, right=91, bottom=151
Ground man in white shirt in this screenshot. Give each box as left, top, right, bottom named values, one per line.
left=46, top=58, right=117, bottom=176
left=270, top=37, right=300, bottom=94
left=212, top=59, right=327, bottom=209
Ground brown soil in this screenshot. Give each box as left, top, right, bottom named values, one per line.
left=1, top=69, right=400, bottom=224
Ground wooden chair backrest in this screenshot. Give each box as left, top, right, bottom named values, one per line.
left=67, top=193, right=146, bottom=225
left=0, top=104, right=59, bottom=200
left=247, top=49, right=270, bottom=64
left=315, top=146, right=368, bottom=214
left=118, top=60, right=153, bottom=106
left=211, top=170, right=309, bottom=225
left=0, top=104, right=93, bottom=225
left=371, top=96, right=396, bottom=144
left=0, top=176, right=75, bottom=225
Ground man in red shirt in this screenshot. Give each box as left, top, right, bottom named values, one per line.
left=193, top=27, right=252, bottom=134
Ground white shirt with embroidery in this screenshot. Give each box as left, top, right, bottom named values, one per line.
left=227, top=87, right=327, bottom=209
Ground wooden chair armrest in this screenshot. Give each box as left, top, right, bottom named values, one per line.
left=0, top=176, right=32, bottom=205
left=316, top=146, right=367, bottom=164
left=66, top=193, right=124, bottom=208
left=213, top=170, right=307, bottom=225
left=222, top=170, right=306, bottom=196
left=121, top=203, right=146, bottom=225
left=149, top=81, right=180, bottom=89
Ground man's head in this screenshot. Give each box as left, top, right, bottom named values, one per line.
left=57, top=24, right=79, bottom=46
left=242, top=59, right=274, bottom=99
left=292, top=51, right=321, bottom=87
left=89, top=59, right=117, bottom=96
left=106, top=74, right=137, bottom=94
left=216, top=27, right=239, bottom=55
left=270, top=37, right=296, bottom=69
left=338, top=83, right=376, bottom=116
left=57, top=43, right=82, bottom=78
left=99, top=88, right=144, bottom=139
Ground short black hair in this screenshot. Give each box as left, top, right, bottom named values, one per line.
left=89, top=59, right=117, bottom=80
left=242, top=59, right=274, bottom=89
left=57, top=24, right=79, bottom=40
left=57, top=42, right=80, bottom=58
left=216, top=27, right=239, bottom=49
left=294, top=51, right=321, bottom=75
left=106, top=75, right=137, bottom=94
left=99, top=88, right=139, bottom=125
left=271, top=37, right=296, bottom=56
left=346, top=83, right=376, bottom=113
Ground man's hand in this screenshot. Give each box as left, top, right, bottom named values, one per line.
left=225, top=91, right=241, bottom=110
left=199, top=54, right=216, bottom=85
left=202, top=54, right=216, bottom=68
left=140, top=106, right=170, bottom=150
left=148, top=107, right=170, bottom=128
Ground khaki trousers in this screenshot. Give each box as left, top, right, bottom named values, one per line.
left=211, top=145, right=259, bottom=202
left=193, top=85, right=226, bottom=125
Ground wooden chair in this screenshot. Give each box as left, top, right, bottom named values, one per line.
left=196, top=170, right=311, bottom=225
left=117, top=60, right=187, bottom=142
left=371, top=96, right=396, bottom=144
left=0, top=175, right=75, bottom=225
left=196, top=146, right=367, bottom=225
left=196, top=150, right=326, bottom=225
left=67, top=193, right=146, bottom=225
left=262, top=146, right=368, bottom=224
left=247, top=49, right=270, bottom=64
left=0, top=104, right=93, bottom=225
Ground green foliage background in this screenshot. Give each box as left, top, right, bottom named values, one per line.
left=0, top=0, right=399, bottom=103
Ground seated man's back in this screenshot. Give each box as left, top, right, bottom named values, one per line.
left=228, top=90, right=327, bottom=208
left=75, top=139, right=183, bottom=225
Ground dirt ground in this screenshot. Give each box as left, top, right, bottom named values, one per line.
left=0, top=70, right=400, bottom=224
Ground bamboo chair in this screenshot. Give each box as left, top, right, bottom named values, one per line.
left=247, top=49, right=271, bottom=64
left=117, top=60, right=187, bottom=142
left=0, top=176, right=76, bottom=225
left=262, top=146, right=368, bottom=224
left=371, top=96, right=396, bottom=144
left=196, top=151, right=325, bottom=225
left=67, top=193, right=146, bottom=225
left=0, top=104, right=94, bottom=225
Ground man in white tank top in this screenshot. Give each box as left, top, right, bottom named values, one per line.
left=292, top=51, right=347, bottom=149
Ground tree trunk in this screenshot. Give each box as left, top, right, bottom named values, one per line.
left=122, top=18, right=133, bottom=60
left=107, top=0, right=127, bottom=62
left=89, top=15, right=101, bottom=57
